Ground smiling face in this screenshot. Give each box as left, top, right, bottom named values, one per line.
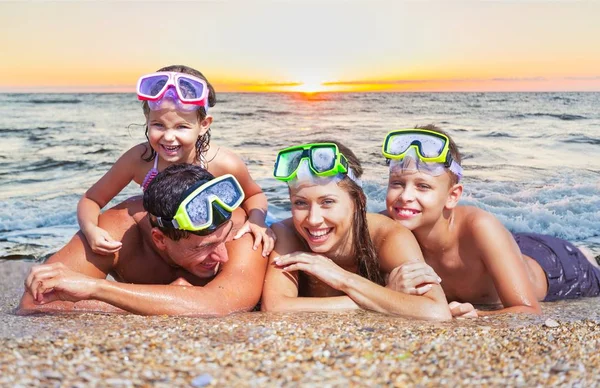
left=385, top=168, right=458, bottom=232
left=154, top=220, right=233, bottom=278
left=289, top=180, right=354, bottom=256
left=146, top=102, right=211, bottom=164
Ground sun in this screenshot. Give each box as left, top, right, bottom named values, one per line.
left=289, top=76, right=329, bottom=93
left=297, top=80, right=326, bottom=93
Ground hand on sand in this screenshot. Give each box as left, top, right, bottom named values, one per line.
left=25, top=262, right=98, bottom=304
left=84, top=225, right=122, bottom=255
left=274, top=252, right=348, bottom=291
left=234, top=220, right=277, bottom=257
left=449, top=301, right=478, bottom=319
left=385, top=261, right=441, bottom=295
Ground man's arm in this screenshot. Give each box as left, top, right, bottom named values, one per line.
left=17, top=203, right=138, bottom=315
left=82, top=234, right=267, bottom=316
left=469, top=212, right=542, bottom=315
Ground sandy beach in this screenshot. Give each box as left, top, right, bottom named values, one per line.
left=1, top=260, right=599, bottom=387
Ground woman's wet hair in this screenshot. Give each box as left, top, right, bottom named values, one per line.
left=144, top=163, right=215, bottom=241
left=141, top=65, right=216, bottom=165
left=306, top=140, right=385, bottom=286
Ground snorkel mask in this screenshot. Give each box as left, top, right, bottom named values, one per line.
left=137, top=71, right=209, bottom=113
left=382, top=129, right=463, bottom=181
left=273, top=143, right=362, bottom=186
left=152, top=174, right=244, bottom=236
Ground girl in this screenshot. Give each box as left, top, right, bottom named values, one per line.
left=78, top=65, right=275, bottom=257
left=260, top=140, right=452, bottom=320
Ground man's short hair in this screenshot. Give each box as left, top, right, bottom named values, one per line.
left=143, top=164, right=215, bottom=240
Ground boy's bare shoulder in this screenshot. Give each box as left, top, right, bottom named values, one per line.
left=455, top=205, right=506, bottom=241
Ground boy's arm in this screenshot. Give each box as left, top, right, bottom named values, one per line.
left=469, top=212, right=542, bottom=315
left=78, top=145, right=143, bottom=253
left=261, top=222, right=360, bottom=312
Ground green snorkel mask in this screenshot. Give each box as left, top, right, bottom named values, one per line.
left=152, top=174, right=245, bottom=236
left=273, top=143, right=361, bottom=186
left=382, top=129, right=463, bottom=180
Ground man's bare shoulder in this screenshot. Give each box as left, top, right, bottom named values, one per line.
left=99, top=197, right=146, bottom=250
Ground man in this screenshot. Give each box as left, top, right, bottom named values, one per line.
left=18, top=164, right=267, bottom=316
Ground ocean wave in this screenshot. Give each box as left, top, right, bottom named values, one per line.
left=19, top=158, right=89, bottom=173
left=563, top=136, right=600, bottom=146
left=84, top=148, right=113, bottom=155
left=238, top=140, right=269, bottom=147
left=29, top=98, right=83, bottom=104
left=481, top=131, right=516, bottom=138
left=229, top=112, right=255, bottom=118
left=255, top=109, right=292, bottom=116
left=509, top=113, right=588, bottom=121
left=461, top=180, right=600, bottom=242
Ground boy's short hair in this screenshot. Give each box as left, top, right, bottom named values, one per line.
left=415, top=124, right=462, bottom=185
left=143, top=164, right=215, bottom=241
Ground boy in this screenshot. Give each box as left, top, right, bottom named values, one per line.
left=380, top=125, right=600, bottom=316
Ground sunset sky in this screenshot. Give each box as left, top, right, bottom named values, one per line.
left=1, top=1, right=599, bottom=93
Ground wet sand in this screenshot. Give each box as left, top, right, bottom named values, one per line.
left=2, top=260, right=600, bottom=387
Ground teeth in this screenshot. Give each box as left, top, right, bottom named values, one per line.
left=308, top=229, right=330, bottom=237
left=398, top=209, right=418, bottom=216
left=163, top=145, right=179, bottom=151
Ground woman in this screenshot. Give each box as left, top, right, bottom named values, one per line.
left=261, top=141, right=453, bottom=320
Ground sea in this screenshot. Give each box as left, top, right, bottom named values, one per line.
left=0, top=92, right=599, bottom=261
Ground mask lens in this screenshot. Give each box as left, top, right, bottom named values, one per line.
left=386, top=133, right=446, bottom=158
left=310, top=146, right=336, bottom=173
left=411, top=134, right=446, bottom=157
left=139, top=74, right=169, bottom=97
left=176, top=77, right=204, bottom=101
left=275, top=149, right=305, bottom=178
left=184, top=177, right=244, bottom=229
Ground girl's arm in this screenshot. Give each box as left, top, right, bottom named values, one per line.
left=212, top=147, right=274, bottom=255
left=261, top=221, right=360, bottom=312
left=77, top=144, right=145, bottom=254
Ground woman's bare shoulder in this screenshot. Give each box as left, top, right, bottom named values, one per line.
left=271, top=218, right=306, bottom=254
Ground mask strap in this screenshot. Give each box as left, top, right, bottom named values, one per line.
left=288, top=159, right=362, bottom=187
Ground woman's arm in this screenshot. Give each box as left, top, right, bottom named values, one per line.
left=261, top=221, right=360, bottom=312
left=343, top=214, right=452, bottom=320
